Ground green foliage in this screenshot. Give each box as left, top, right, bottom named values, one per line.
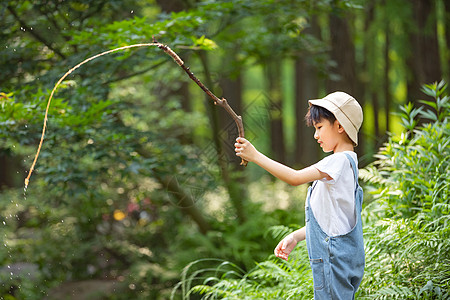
left=357, top=81, right=450, bottom=299
left=1, top=1, right=221, bottom=298
left=174, top=240, right=313, bottom=300
left=365, top=80, right=450, bottom=219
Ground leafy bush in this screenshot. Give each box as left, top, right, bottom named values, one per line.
left=358, top=81, right=450, bottom=299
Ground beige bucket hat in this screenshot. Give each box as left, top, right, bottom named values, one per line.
left=309, top=91, right=363, bottom=146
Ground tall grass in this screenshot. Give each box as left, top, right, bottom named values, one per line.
left=176, top=81, right=450, bottom=299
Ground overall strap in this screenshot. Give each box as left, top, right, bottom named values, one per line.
left=344, top=153, right=359, bottom=188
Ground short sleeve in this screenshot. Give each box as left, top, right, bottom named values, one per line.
left=313, top=153, right=349, bottom=184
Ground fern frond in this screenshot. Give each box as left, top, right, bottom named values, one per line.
left=264, top=225, right=297, bottom=240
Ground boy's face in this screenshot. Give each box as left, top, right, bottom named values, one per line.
left=313, top=118, right=342, bottom=153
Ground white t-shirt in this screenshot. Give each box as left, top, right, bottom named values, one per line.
left=310, top=151, right=357, bottom=237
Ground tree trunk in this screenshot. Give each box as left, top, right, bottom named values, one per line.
left=294, top=58, right=320, bottom=167
left=372, top=92, right=380, bottom=138
left=218, top=55, right=244, bottom=166
left=327, top=11, right=357, bottom=96
left=363, top=0, right=381, bottom=151
left=177, top=80, right=191, bottom=113
left=155, top=0, right=192, bottom=117
left=407, top=0, right=442, bottom=105
left=198, top=51, right=246, bottom=223
left=266, top=59, right=286, bottom=163
left=171, top=58, right=192, bottom=145
left=294, top=17, right=320, bottom=167
left=327, top=5, right=364, bottom=155
left=443, top=0, right=450, bottom=84
left=219, top=74, right=247, bottom=223
left=384, top=6, right=391, bottom=134
left=155, top=0, right=189, bottom=12
left=0, top=153, right=19, bottom=190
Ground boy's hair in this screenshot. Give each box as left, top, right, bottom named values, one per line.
left=305, top=104, right=336, bottom=127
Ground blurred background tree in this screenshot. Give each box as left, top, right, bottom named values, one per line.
left=0, top=0, right=448, bottom=299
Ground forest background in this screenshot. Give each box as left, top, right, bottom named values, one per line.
left=0, top=0, right=449, bottom=299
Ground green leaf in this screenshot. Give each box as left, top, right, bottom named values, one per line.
left=192, top=35, right=219, bottom=51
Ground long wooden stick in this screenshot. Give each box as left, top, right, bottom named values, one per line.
left=155, top=40, right=247, bottom=166
left=25, top=41, right=247, bottom=188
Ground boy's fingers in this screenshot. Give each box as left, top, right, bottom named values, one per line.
left=281, top=239, right=288, bottom=250
left=274, top=243, right=283, bottom=256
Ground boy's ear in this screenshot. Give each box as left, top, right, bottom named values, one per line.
left=336, top=121, right=346, bottom=133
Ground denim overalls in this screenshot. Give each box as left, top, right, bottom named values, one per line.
left=305, top=153, right=365, bottom=299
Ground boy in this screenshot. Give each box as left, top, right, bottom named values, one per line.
left=234, top=91, right=365, bottom=299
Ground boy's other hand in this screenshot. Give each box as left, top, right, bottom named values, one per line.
left=274, top=233, right=298, bottom=261
left=234, top=137, right=259, bottom=163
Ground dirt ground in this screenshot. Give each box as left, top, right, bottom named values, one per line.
left=45, top=280, right=120, bottom=300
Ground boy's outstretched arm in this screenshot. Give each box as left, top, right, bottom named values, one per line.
left=235, top=137, right=329, bottom=186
